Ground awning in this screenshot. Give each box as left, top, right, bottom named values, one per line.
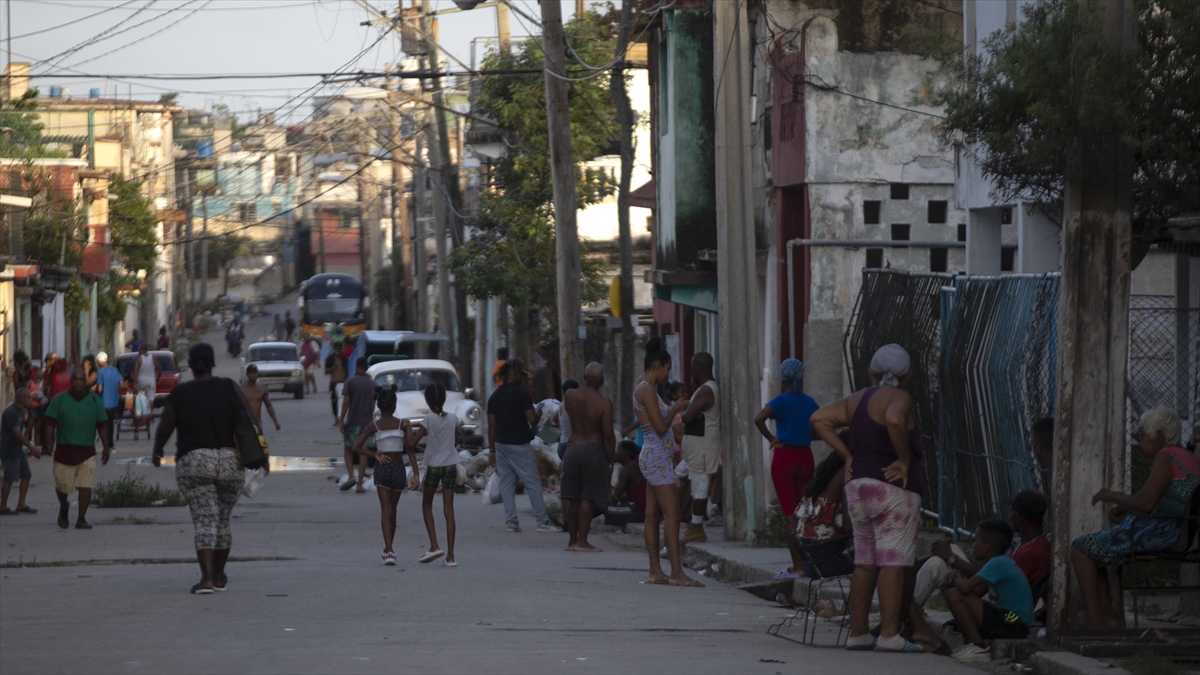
left=629, top=179, right=655, bottom=209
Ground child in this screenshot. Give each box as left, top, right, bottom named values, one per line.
left=406, top=383, right=460, bottom=567
left=794, top=450, right=854, bottom=579
left=608, top=440, right=646, bottom=525
left=351, top=386, right=420, bottom=566
left=943, top=519, right=1034, bottom=663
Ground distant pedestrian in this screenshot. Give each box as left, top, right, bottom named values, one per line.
left=338, top=357, right=375, bottom=492
left=491, top=347, right=509, bottom=388
left=157, top=326, right=171, bottom=349
left=272, top=314, right=286, bottom=342
left=300, top=337, right=319, bottom=394
left=81, top=354, right=99, bottom=393
left=349, top=385, right=419, bottom=566
left=754, top=358, right=820, bottom=580
left=810, top=343, right=925, bottom=653
left=284, top=311, right=297, bottom=342
left=408, top=382, right=461, bottom=566
left=152, top=342, right=266, bottom=594
left=132, top=343, right=160, bottom=402
left=678, top=352, right=719, bottom=545
left=561, top=363, right=616, bottom=552
left=486, top=359, right=557, bottom=534
left=632, top=337, right=700, bottom=587
left=325, top=338, right=348, bottom=424
left=241, top=365, right=281, bottom=431
left=95, top=352, right=123, bottom=450
left=49, top=358, right=70, bottom=400
left=0, top=388, right=42, bottom=515
left=125, top=330, right=142, bottom=353
left=44, top=368, right=111, bottom=530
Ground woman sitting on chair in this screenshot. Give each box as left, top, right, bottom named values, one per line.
left=1072, top=405, right=1199, bottom=627
left=794, top=439, right=854, bottom=579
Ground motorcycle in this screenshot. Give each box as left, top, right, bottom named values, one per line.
left=226, top=325, right=244, bottom=357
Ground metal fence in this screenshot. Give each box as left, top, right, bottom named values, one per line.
left=845, top=270, right=1198, bottom=535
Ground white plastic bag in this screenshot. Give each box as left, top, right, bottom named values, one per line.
left=134, top=392, right=151, bottom=418
left=242, top=468, right=267, bottom=498
left=482, top=473, right=502, bottom=505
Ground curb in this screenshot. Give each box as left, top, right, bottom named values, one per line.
left=1029, top=652, right=1130, bottom=675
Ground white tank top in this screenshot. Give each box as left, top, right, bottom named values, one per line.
left=375, top=427, right=404, bottom=453
left=137, top=354, right=156, bottom=382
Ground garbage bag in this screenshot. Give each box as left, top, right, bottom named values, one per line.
left=242, top=468, right=267, bottom=498
left=482, top=472, right=502, bottom=505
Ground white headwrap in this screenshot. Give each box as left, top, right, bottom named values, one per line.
left=870, top=344, right=911, bottom=387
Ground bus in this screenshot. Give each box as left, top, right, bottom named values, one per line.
left=298, top=273, right=368, bottom=340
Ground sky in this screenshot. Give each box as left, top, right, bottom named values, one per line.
left=3, top=0, right=580, bottom=123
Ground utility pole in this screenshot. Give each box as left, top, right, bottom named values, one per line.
left=1049, top=0, right=1135, bottom=637
left=610, top=0, right=635, bottom=430
left=413, top=133, right=429, bottom=331
left=495, top=1, right=511, bottom=55
left=200, top=195, right=209, bottom=304
left=385, top=70, right=411, bottom=331
left=539, top=0, right=583, bottom=383
left=574, top=0, right=584, bottom=19
left=714, top=0, right=765, bottom=542
left=316, top=210, right=327, bottom=273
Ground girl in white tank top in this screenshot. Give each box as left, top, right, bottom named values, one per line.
left=348, top=385, right=418, bottom=566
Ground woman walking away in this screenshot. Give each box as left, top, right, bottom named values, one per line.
left=350, top=386, right=420, bottom=565
left=152, top=343, right=267, bottom=594
left=754, top=358, right=820, bottom=580
left=633, top=337, right=702, bottom=587
left=407, top=383, right=461, bottom=567
left=810, top=343, right=925, bottom=653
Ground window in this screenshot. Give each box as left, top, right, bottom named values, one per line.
left=1001, top=247, right=1016, bottom=272
left=957, top=224, right=967, bottom=242
left=238, top=203, right=256, bottom=223
left=1001, top=207, right=1013, bottom=224
left=927, top=200, right=948, bottom=224
left=930, top=247, right=948, bottom=273
left=865, top=248, right=884, bottom=268
left=890, top=183, right=909, bottom=200
left=891, top=224, right=910, bottom=241
left=374, top=369, right=460, bottom=393
left=863, top=200, right=881, bottom=225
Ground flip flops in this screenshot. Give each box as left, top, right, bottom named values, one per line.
left=441, top=559, right=457, bottom=567
left=419, top=549, right=445, bottom=564
left=774, top=567, right=801, bottom=581
left=845, top=637, right=878, bottom=651
left=17, top=506, right=37, bottom=514
left=190, top=583, right=213, bottom=595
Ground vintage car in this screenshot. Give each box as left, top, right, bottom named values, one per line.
left=362, top=358, right=483, bottom=447
left=115, top=350, right=181, bottom=408
left=241, top=342, right=305, bottom=399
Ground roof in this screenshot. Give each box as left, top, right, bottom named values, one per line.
left=366, top=359, right=457, bottom=376
left=248, top=341, right=298, bottom=349
left=630, top=179, right=655, bottom=209
left=38, top=98, right=181, bottom=112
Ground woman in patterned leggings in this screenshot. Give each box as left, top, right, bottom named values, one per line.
left=153, top=343, right=266, bottom=594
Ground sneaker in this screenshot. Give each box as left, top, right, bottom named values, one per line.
left=535, top=524, right=560, bottom=533
left=951, top=644, right=991, bottom=663
left=505, top=523, right=520, bottom=533
left=680, top=524, right=708, bottom=544
left=382, top=552, right=396, bottom=566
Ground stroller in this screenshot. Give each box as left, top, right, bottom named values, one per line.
left=115, top=390, right=154, bottom=441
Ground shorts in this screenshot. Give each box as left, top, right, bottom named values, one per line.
left=2, top=453, right=31, bottom=483
left=305, top=364, right=316, bottom=376
left=844, top=477, right=922, bottom=567
left=981, top=602, right=1029, bottom=640
left=560, top=443, right=610, bottom=507
left=771, top=445, right=814, bottom=516
left=424, top=464, right=458, bottom=491
left=681, top=435, right=720, bottom=475
left=53, top=456, right=97, bottom=493
left=343, top=425, right=377, bottom=449
left=373, top=456, right=409, bottom=490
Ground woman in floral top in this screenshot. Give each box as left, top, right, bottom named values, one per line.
left=794, top=446, right=854, bottom=578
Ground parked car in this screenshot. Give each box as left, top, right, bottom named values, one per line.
left=361, top=359, right=483, bottom=448
left=115, top=350, right=181, bottom=408
left=241, top=341, right=305, bottom=399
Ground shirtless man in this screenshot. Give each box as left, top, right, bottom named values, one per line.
left=241, top=365, right=281, bottom=431
left=560, top=362, right=616, bottom=552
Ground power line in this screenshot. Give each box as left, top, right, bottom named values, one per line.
left=37, top=0, right=162, bottom=68
left=6, top=0, right=139, bottom=40
left=59, top=0, right=213, bottom=70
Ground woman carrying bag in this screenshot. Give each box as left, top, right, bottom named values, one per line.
left=153, top=343, right=269, bottom=594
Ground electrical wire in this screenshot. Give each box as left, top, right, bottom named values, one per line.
left=59, top=0, right=213, bottom=70
left=37, top=1, right=162, bottom=69
left=6, top=0, right=139, bottom=40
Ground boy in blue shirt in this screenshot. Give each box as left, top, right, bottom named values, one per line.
left=943, top=518, right=1033, bottom=663
left=95, top=353, right=124, bottom=449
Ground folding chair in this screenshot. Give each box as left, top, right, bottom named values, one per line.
left=768, top=535, right=854, bottom=647
left=1119, top=482, right=1200, bottom=629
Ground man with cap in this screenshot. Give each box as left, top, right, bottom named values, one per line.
left=95, top=352, right=123, bottom=450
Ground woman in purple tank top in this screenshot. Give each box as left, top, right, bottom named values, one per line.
left=810, top=344, right=925, bottom=653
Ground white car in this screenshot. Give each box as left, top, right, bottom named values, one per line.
left=241, top=342, right=305, bottom=399
left=358, top=359, right=484, bottom=446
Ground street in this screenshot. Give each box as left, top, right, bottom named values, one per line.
left=0, top=307, right=974, bottom=674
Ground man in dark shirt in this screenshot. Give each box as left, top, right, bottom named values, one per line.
left=487, top=359, right=555, bottom=533
left=1, top=388, right=41, bottom=515
left=338, top=358, right=376, bottom=492
left=325, top=338, right=348, bottom=424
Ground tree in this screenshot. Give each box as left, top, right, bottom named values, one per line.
left=938, top=0, right=1199, bottom=240
left=108, top=174, right=159, bottom=272
left=158, top=92, right=179, bottom=105
left=96, top=272, right=134, bottom=351
left=449, top=10, right=617, bottom=347
left=205, top=233, right=249, bottom=295
left=0, top=89, right=45, bottom=158
left=18, top=164, right=86, bottom=267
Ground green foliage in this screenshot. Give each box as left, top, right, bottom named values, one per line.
left=108, top=174, right=159, bottom=272
left=937, top=0, right=1200, bottom=232
left=96, top=272, right=133, bottom=344
left=449, top=10, right=617, bottom=344
left=17, top=164, right=86, bottom=267
left=1123, top=650, right=1184, bottom=675
left=92, top=470, right=186, bottom=508
left=205, top=232, right=249, bottom=295
left=0, top=89, right=45, bottom=158
left=753, top=506, right=794, bottom=549
left=158, top=92, right=179, bottom=105
left=63, top=277, right=88, bottom=318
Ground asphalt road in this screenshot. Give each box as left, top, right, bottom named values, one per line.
left=0, top=302, right=976, bottom=674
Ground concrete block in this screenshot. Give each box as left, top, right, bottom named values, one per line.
left=991, top=639, right=1041, bottom=662
left=1030, top=651, right=1130, bottom=675
left=624, top=523, right=644, bottom=536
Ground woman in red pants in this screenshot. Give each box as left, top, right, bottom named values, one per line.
left=755, top=358, right=820, bottom=580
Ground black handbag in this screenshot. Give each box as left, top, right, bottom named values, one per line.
left=227, top=379, right=269, bottom=469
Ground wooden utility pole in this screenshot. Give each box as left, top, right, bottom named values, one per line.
left=385, top=72, right=412, bottom=330
left=1049, top=0, right=1135, bottom=635
left=495, top=1, right=511, bottom=55
left=540, top=0, right=583, bottom=383
left=200, top=195, right=209, bottom=304
left=714, top=0, right=765, bottom=541
left=317, top=210, right=327, bottom=273
left=413, top=133, right=429, bottom=331
left=609, top=0, right=635, bottom=430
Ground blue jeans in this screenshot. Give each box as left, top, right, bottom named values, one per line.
left=495, top=442, right=549, bottom=526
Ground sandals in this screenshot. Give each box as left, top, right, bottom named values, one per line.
left=213, top=575, right=228, bottom=592
left=774, top=567, right=801, bottom=581
left=190, top=583, right=214, bottom=595
left=441, top=559, right=457, bottom=567
left=845, top=637, right=878, bottom=651
left=419, top=549, right=445, bottom=564
left=17, top=506, right=37, bottom=514
left=0, top=508, right=16, bottom=516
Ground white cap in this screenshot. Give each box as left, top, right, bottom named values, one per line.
left=96, top=351, right=108, bottom=365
